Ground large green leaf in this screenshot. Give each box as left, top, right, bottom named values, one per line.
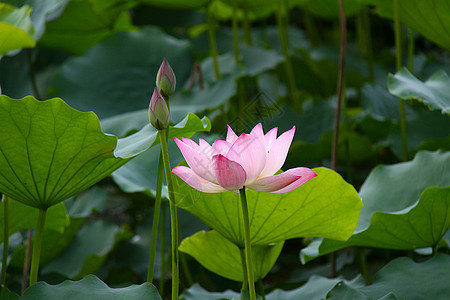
left=366, top=0, right=450, bottom=50
left=42, top=220, right=131, bottom=279
left=266, top=276, right=342, bottom=300
left=388, top=68, right=450, bottom=114
left=111, top=114, right=211, bottom=197
left=176, top=167, right=362, bottom=247
left=302, top=186, right=449, bottom=262
left=0, top=95, right=155, bottom=209
left=181, top=275, right=341, bottom=300
left=49, top=26, right=192, bottom=118
left=179, top=230, right=284, bottom=282
left=38, top=0, right=131, bottom=55
left=0, top=3, right=35, bottom=56
left=327, top=254, right=450, bottom=300
left=301, top=150, right=450, bottom=262
left=20, top=275, right=162, bottom=299
left=0, top=200, right=68, bottom=244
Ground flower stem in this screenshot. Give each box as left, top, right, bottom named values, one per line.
left=1, top=195, right=9, bottom=286
left=239, top=247, right=248, bottom=290
left=393, top=0, right=408, bottom=161
left=239, top=188, right=256, bottom=300
left=160, top=202, right=167, bottom=297
left=29, top=208, right=47, bottom=286
left=159, top=129, right=179, bottom=300
left=147, top=151, right=165, bottom=283
left=207, top=2, right=220, bottom=80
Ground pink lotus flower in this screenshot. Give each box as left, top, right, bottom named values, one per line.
left=172, top=123, right=317, bottom=193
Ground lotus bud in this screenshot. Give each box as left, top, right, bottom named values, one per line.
left=156, top=58, right=176, bottom=97
left=149, top=87, right=170, bottom=130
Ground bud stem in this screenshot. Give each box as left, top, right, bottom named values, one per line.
left=159, top=128, right=179, bottom=300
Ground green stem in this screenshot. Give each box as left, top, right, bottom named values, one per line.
left=408, top=27, right=414, bottom=72
left=393, top=0, right=408, bottom=161
left=276, top=0, right=298, bottom=106
left=242, top=0, right=252, bottom=45
left=232, top=0, right=240, bottom=63
left=29, top=208, right=47, bottom=286
left=159, top=129, right=179, bottom=300
left=432, top=244, right=438, bottom=256
left=1, top=195, right=9, bottom=286
left=207, top=3, right=220, bottom=80
left=357, top=248, right=371, bottom=285
left=239, top=247, right=248, bottom=291
left=147, top=152, right=165, bottom=283
left=159, top=202, right=167, bottom=297
left=239, top=188, right=256, bottom=300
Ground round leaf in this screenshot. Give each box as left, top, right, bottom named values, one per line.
left=388, top=68, right=450, bottom=114
left=20, top=275, right=162, bottom=300
left=175, top=167, right=362, bottom=246
left=301, top=150, right=450, bottom=262
left=0, top=96, right=154, bottom=209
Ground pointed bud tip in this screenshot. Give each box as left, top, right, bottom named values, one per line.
left=156, top=58, right=176, bottom=97
left=149, top=87, right=170, bottom=130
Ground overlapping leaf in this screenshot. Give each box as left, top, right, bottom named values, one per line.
left=0, top=3, right=35, bottom=56
left=366, top=0, right=450, bottom=50
left=182, top=254, right=450, bottom=300
left=179, top=230, right=284, bottom=282
left=20, top=275, right=162, bottom=300
left=175, top=167, right=362, bottom=247
left=301, top=150, right=450, bottom=262
left=388, top=68, right=450, bottom=114
left=0, top=95, right=162, bottom=208
left=327, top=254, right=450, bottom=300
